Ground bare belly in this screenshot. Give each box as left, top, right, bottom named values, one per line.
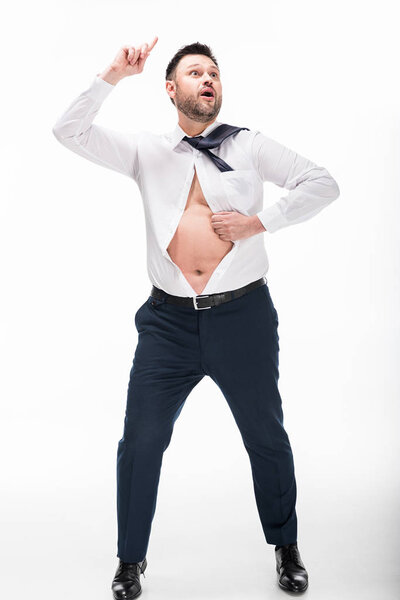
left=167, top=203, right=233, bottom=295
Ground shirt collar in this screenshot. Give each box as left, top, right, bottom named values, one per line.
left=168, top=119, right=222, bottom=150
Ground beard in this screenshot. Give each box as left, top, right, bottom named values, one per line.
left=174, top=84, right=222, bottom=123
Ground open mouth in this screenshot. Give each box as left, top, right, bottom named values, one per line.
left=200, top=88, right=215, bottom=100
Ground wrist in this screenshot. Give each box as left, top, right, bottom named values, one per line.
left=251, top=214, right=266, bottom=234
left=97, top=65, right=125, bottom=86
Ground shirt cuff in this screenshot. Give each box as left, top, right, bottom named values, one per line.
left=256, top=202, right=287, bottom=234
left=85, top=75, right=117, bottom=103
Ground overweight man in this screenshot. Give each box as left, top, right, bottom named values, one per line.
left=52, top=36, right=340, bottom=598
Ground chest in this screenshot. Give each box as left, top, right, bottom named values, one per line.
left=139, top=142, right=263, bottom=215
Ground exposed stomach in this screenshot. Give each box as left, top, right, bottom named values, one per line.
left=166, top=204, right=234, bottom=294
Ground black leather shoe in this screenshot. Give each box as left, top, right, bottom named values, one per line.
left=111, top=557, right=147, bottom=600
left=275, top=543, right=308, bottom=592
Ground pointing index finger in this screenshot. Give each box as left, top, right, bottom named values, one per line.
left=147, top=36, right=158, bottom=52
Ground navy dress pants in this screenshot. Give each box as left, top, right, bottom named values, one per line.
left=116, top=280, right=298, bottom=563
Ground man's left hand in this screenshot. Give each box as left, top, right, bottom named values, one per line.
left=210, top=211, right=266, bottom=242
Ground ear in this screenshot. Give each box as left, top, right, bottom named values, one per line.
left=165, top=79, right=176, bottom=101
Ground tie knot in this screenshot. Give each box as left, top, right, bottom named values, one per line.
left=182, top=135, right=204, bottom=149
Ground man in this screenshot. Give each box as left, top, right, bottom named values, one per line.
left=52, top=37, right=340, bottom=598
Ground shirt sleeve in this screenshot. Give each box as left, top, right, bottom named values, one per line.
left=52, top=75, right=142, bottom=181
left=251, top=131, right=340, bottom=233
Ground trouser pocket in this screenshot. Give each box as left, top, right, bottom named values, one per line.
left=261, top=285, right=279, bottom=325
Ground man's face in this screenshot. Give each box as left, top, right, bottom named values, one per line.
left=167, top=54, right=222, bottom=123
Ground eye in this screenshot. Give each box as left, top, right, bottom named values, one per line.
left=189, top=70, right=219, bottom=78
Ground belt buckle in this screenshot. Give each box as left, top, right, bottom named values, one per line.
left=193, top=294, right=212, bottom=310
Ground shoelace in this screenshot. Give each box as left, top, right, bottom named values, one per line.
left=119, top=561, right=146, bottom=578
left=279, top=544, right=303, bottom=569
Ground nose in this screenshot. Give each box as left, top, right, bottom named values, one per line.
left=201, top=73, right=214, bottom=85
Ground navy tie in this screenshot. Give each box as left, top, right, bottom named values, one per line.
left=182, top=123, right=249, bottom=172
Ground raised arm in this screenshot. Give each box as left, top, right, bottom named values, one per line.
left=252, top=131, right=340, bottom=233
left=52, top=37, right=158, bottom=181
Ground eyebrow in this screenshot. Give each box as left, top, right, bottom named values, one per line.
left=185, top=63, right=220, bottom=72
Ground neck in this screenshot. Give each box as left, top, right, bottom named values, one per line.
left=177, top=113, right=217, bottom=137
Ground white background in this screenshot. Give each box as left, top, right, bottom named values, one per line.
left=1, top=0, right=399, bottom=598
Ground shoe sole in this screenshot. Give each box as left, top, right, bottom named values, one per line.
left=112, top=558, right=147, bottom=600
left=276, top=564, right=308, bottom=593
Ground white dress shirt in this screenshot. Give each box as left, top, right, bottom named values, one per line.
left=52, top=75, right=340, bottom=297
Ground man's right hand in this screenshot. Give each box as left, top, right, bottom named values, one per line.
left=98, top=36, right=159, bottom=84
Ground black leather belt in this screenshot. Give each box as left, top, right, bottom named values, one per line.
left=150, top=277, right=266, bottom=310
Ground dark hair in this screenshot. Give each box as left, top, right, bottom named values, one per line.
left=165, top=42, right=219, bottom=106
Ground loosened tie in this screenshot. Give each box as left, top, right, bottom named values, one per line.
left=182, top=123, right=249, bottom=172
